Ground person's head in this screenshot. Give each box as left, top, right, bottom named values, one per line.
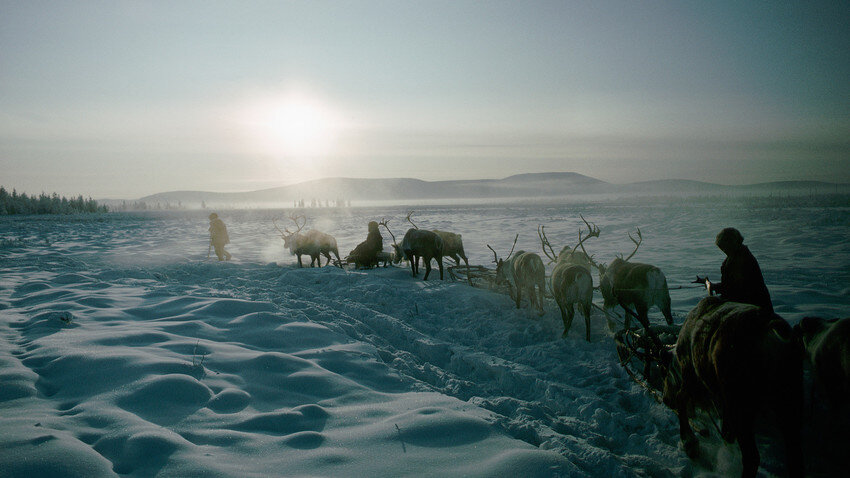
left=209, top=213, right=218, bottom=221
left=368, top=221, right=379, bottom=233
left=715, top=227, right=744, bottom=254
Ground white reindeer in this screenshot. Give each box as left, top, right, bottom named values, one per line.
left=274, top=214, right=340, bottom=268
left=540, top=215, right=599, bottom=340
left=490, top=237, right=545, bottom=314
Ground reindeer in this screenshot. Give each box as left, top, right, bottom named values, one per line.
left=594, top=228, right=673, bottom=338
left=274, top=214, right=340, bottom=268
left=397, top=228, right=444, bottom=280
left=662, top=297, right=803, bottom=478
left=434, top=230, right=470, bottom=279
left=375, top=250, right=395, bottom=267
left=489, top=236, right=545, bottom=314
left=382, top=218, right=444, bottom=280
left=540, top=215, right=600, bottom=340
left=795, top=316, right=850, bottom=410
left=404, top=211, right=471, bottom=283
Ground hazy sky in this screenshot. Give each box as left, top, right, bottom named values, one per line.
left=2, top=1, right=848, bottom=198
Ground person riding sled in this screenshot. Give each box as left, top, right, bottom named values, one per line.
left=694, top=227, right=773, bottom=312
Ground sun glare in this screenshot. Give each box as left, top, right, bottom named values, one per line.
left=242, top=92, right=341, bottom=161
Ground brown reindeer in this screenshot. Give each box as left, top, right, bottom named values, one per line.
left=662, top=297, right=803, bottom=478
left=375, top=250, right=395, bottom=267
left=490, top=237, right=545, bottom=314
left=404, top=211, right=471, bottom=283
left=594, top=228, right=673, bottom=338
left=795, top=316, right=850, bottom=410
left=433, top=230, right=470, bottom=280
left=396, top=227, right=444, bottom=280
left=540, top=215, right=600, bottom=339
left=274, top=214, right=340, bottom=268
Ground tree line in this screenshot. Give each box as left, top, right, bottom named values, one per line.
left=0, top=187, right=108, bottom=215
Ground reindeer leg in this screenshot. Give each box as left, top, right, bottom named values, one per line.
left=642, top=306, right=665, bottom=352
left=423, top=256, right=432, bottom=280
left=678, top=401, right=700, bottom=459
left=738, top=430, right=759, bottom=478
left=581, top=302, right=592, bottom=342
left=437, top=257, right=444, bottom=280
left=515, top=286, right=522, bottom=309
left=780, top=408, right=804, bottom=478
left=661, top=296, right=674, bottom=325
left=602, top=305, right=618, bottom=332
left=539, top=282, right=546, bottom=314
left=535, top=285, right=545, bottom=315
left=634, top=304, right=649, bottom=330
left=297, top=254, right=304, bottom=268
left=559, top=302, right=574, bottom=338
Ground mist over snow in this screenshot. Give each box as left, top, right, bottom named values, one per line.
left=1, top=197, right=848, bottom=477
left=106, top=172, right=850, bottom=211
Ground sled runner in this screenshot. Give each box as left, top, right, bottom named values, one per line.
left=614, top=324, right=681, bottom=403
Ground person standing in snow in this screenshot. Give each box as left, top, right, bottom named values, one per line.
left=696, top=227, right=773, bottom=313
left=208, top=212, right=232, bottom=261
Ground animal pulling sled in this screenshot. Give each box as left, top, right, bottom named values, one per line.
left=612, top=278, right=708, bottom=401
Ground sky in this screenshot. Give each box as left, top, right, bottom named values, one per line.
left=1, top=1, right=848, bottom=199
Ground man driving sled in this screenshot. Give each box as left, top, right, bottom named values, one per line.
left=695, top=227, right=773, bottom=313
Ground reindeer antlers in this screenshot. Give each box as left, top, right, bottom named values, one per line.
left=378, top=218, right=397, bottom=246
left=538, top=225, right=559, bottom=264
left=573, top=214, right=600, bottom=259
left=539, top=215, right=600, bottom=265
left=276, top=213, right=306, bottom=236
left=506, top=234, right=518, bottom=259
left=487, top=244, right=499, bottom=264
left=623, top=227, right=642, bottom=262
left=488, top=234, right=519, bottom=264
left=272, top=218, right=287, bottom=238
left=405, top=210, right=419, bottom=229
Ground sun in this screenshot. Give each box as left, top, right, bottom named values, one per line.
left=242, top=92, right=341, bottom=160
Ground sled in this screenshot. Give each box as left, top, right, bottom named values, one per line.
left=614, top=324, right=681, bottom=403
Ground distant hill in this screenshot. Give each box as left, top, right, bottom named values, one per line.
left=121, top=173, right=848, bottom=209
left=135, top=172, right=612, bottom=207
left=501, top=172, right=606, bottom=184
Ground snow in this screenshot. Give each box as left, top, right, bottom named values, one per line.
left=1, top=198, right=848, bottom=477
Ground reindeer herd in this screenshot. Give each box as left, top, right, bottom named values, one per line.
left=274, top=211, right=469, bottom=282
left=273, top=211, right=673, bottom=343
left=268, top=210, right=849, bottom=477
